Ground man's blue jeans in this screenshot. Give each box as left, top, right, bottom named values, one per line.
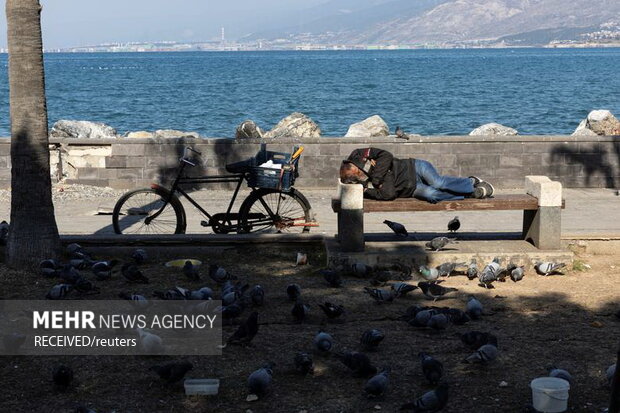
left=413, top=159, right=474, bottom=203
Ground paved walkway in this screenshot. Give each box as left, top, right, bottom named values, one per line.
left=0, top=187, right=619, bottom=238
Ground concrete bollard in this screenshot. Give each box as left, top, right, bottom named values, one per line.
left=523, top=176, right=563, bottom=250
left=337, top=181, right=365, bottom=252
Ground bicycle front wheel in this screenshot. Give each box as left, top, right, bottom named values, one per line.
left=112, top=188, right=186, bottom=234
left=238, top=188, right=313, bottom=233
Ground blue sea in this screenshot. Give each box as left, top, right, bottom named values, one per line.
left=0, top=48, right=619, bottom=137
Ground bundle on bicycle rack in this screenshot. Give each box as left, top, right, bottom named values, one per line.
left=234, top=144, right=303, bottom=192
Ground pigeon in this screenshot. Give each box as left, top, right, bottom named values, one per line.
left=59, top=264, right=81, bottom=284
left=69, top=258, right=94, bottom=270
left=227, top=312, right=259, bottom=345
left=463, top=343, right=498, bottom=363
left=373, top=264, right=412, bottom=283
left=427, top=313, right=449, bottom=330
left=248, top=362, right=275, bottom=398
left=460, top=331, right=498, bottom=350
left=419, top=353, right=444, bottom=385
left=40, top=259, right=61, bottom=278
left=425, top=237, right=455, bottom=251
left=250, top=285, right=265, bottom=306
left=364, top=287, right=395, bottom=303
left=318, top=302, right=345, bottom=319
left=130, top=248, right=148, bottom=265
left=294, top=352, right=314, bottom=375
left=446, top=308, right=471, bottom=325
left=182, top=260, right=200, bottom=281
left=466, top=260, right=479, bottom=280
left=535, top=262, right=566, bottom=276
left=335, top=351, right=377, bottom=377
left=91, top=260, right=118, bottom=281
left=314, top=331, right=334, bottom=354
left=509, top=265, right=525, bottom=282
left=466, top=296, right=483, bottom=320
left=478, top=258, right=502, bottom=289
left=395, top=126, right=410, bottom=140
left=400, top=382, right=449, bottom=412
left=286, top=284, right=302, bottom=301
left=66, top=243, right=91, bottom=260
left=52, top=365, right=74, bottom=388
left=408, top=309, right=437, bottom=328
left=384, top=220, right=408, bottom=237
left=153, top=287, right=190, bottom=300
left=320, top=268, right=342, bottom=287
left=218, top=303, right=243, bottom=320
left=292, top=302, right=310, bottom=323
left=549, top=367, right=573, bottom=385
left=2, top=333, right=26, bottom=352
left=418, top=266, right=440, bottom=283
left=436, top=262, right=465, bottom=278
left=447, top=216, right=460, bottom=232
left=360, top=329, right=385, bottom=351
left=606, top=363, right=617, bottom=387
left=391, top=282, right=418, bottom=297
left=208, top=264, right=237, bottom=283
left=0, top=220, right=8, bottom=245
left=137, top=328, right=164, bottom=353
left=364, top=368, right=390, bottom=397
left=221, top=282, right=248, bottom=306
left=74, top=277, right=99, bottom=294
left=46, top=284, right=73, bottom=300
left=418, top=282, right=458, bottom=301
left=351, top=261, right=373, bottom=278
left=118, top=292, right=149, bottom=308
left=190, top=287, right=213, bottom=300
left=121, top=263, right=149, bottom=283
left=150, top=361, right=193, bottom=384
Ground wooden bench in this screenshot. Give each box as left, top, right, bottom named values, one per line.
left=332, top=176, right=565, bottom=252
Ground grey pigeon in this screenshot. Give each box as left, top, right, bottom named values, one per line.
left=46, top=284, right=73, bottom=300
left=418, top=282, right=458, bottom=301
left=510, top=265, right=525, bottom=282
left=153, top=287, right=190, bottom=300
left=427, top=314, right=449, bottom=330
left=419, top=352, right=444, bottom=385
left=535, top=262, right=566, bottom=276
left=227, top=312, right=259, bottom=345
left=384, top=220, right=408, bottom=237
left=351, top=261, right=373, bottom=278
left=208, top=264, right=237, bottom=283
left=247, top=362, right=275, bottom=398
left=336, top=351, right=377, bottom=377
left=400, top=382, right=449, bottom=412
left=425, top=237, right=455, bottom=251
left=320, top=268, right=342, bottom=287
left=364, top=287, right=395, bottom=303
left=182, top=260, right=200, bottom=281
left=409, top=309, right=436, bottom=328
left=150, top=361, right=193, bottom=384
left=606, top=363, right=617, bottom=387
left=3, top=333, right=26, bottom=352
left=478, top=258, right=502, bottom=289
left=549, top=367, right=573, bottom=385
left=66, top=243, right=91, bottom=260
left=436, top=262, right=465, bottom=278
left=121, top=263, right=149, bottom=283
left=318, top=302, right=345, bottom=319
left=314, top=331, right=334, bottom=354
left=0, top=220, right=8, bottom=245
left=360, top=329, right=385, bottom=351
left=250, top=285, right=265, bottom=306
left=364, top=368, right=390, bottom=397
left=286, top=284, right=302, bottom=301
left=59, top=264, right=81, bottom=284
left=294, top=352, right=314, bottom=375
left=466, top=296, right=483, bottom=320
left=74, top=276, right=98, bottom=294
left=447, top=216, right=460, bottom=232
left=463, top=344, right=498, bottom=363
left=395, top=126, right=410, bottom=140
left=40, top=259, right=61, bottom=278
left=190, top=287, right=213, bottom=300
left=446, top=308, right=470, bottom=325
left=131, top=248, right=148, bottom=264
left=460, top=331, right=498, bottom=350
left=418, top=265, right=440, bottom=283
left=52, top=365, right=74, bottom=388
left=391, top=282, right=418, bottom=297
left=91, top=260, right=118, bottom=281
left=466, top=259, right=478, bottom=280
left=292, top=302, right=310, bottom=322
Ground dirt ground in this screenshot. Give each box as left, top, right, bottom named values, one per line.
left=0, top=244, right=618, bottom=413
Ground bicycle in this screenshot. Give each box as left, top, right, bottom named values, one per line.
left=112, top=145, right=317, bottom=235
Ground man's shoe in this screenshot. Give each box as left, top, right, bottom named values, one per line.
left=473, top=186, right=486, bottom=199
left=477, top=181, right=494, bottom=198
left=469, top=176, right=482, bottom=186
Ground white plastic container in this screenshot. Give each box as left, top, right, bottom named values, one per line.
left=530, top=377, right=570, bottom=413
left=184, top=379, right=220, bottom=396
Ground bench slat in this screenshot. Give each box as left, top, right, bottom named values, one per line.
left=363, top=194, right=541, bottom=212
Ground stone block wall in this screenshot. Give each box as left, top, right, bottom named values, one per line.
left=0, top=135, right=618, bottom=190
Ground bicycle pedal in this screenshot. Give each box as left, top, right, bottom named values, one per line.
left=200, top=220, right=209, bottom=227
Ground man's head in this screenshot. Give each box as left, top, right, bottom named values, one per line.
left=340, top=161, right=367, bottom=184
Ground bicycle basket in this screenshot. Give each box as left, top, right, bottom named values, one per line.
left=246, top=145, right=300, bottom=191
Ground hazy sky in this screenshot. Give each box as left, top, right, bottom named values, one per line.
left=0, top=0, right=328, bottom=49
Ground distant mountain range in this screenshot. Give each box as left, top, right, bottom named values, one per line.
left=243, top=0, right=620, bottom=46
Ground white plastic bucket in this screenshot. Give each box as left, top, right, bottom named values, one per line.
left=184, top=378, right=220, bottom=396
left=530, top=377, right=570, bottom=413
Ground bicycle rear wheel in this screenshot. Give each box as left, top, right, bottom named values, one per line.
left=238, top=188, right=313, bottom=233
left=112, top=188, right=186, bottom=234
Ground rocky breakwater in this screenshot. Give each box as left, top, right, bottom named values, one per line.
left=572, top=110, right=620, bottom=136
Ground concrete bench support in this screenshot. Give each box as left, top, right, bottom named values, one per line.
left=523, top=175, right=563, bottom=250
left=335, top=181, right=365, bottom=252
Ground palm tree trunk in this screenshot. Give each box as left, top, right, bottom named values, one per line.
left=5, top=0, right=60, bottom=268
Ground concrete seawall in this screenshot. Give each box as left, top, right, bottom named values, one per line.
left=0, top=135, right=618, bottom=190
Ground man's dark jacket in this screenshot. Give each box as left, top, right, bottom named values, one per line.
left=346, top=148, right=416, bottom=200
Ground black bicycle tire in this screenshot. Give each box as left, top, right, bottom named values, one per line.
left=112, top=188, right=186, bottom=234
left=237, top=188, right=313, bottom=233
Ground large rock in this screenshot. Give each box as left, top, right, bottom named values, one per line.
left=469, top=123, right=518, bottom=136
left=235, top=120, right=264, bottom=139
left=125, top=131, right=155, bottom=139
left=50, top=120, right=119, bottom=139
left=572, top=110, right=620, bottom=136
left=154, top=129, right=200, bottom=139
left=345, top=115, right=389, bottom=138
left=264, top=112, right=321, bottom=139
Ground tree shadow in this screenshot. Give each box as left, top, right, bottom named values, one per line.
left=550, top=144, right=616, bottom=188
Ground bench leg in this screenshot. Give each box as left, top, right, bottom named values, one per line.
left=522, top=207, right=561, bottom=250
